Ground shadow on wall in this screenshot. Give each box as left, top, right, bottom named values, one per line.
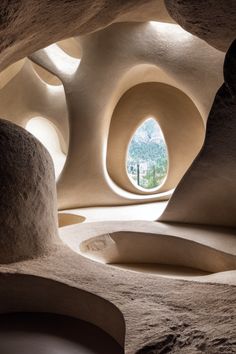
left=26, top=117, right=66, bottom=180
left=160, top=39, right=236, bottom=228
left=0, top=312, right=123, bottom=354
left=0, top=273, right=125, bottom=352
left=58, top=212, right=86, bottom=227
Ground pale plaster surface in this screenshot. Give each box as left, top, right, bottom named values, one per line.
left=26, top=117, right=66, bottom=180
left=29, top=22, right=224, bottom=209
left=0, top=22, right=225, bottom=209
left=60, top=220, right=236, bottom=283
left=107, top=82, right=204, bottom=194
left=59, top=202, right=167, bottom=224
left=0, top=60, right=69, bottom=153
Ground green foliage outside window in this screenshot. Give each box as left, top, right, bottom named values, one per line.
left=127, top=118, right=168, bottom=189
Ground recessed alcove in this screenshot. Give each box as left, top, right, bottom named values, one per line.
left=60, top=221, right=236, bottom=282
left=58, top=212, right=86, bottom=227
left=80, top=231, right=236, bottom=272
left=32, top=62, right=62, bottom=86
left=26, top=117, right=66, bottom=180
left=107, top=82, right=205, bottom=198
left=0, top=312, right=123, bottom=354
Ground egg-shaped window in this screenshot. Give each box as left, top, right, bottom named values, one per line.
left=127, top=118, right=168, bottom=190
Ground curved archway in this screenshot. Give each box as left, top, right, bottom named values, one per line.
left=107, top=82, right=205, bottom=195
left=26, top=117, right=66, bottom=180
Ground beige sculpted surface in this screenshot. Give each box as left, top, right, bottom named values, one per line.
left=0, top=21, right=225, bottom=208
left=107, top=82, right=204, bottom=195
left=0, top=119, right=235, bottom=353
left=161, top=40, right=236, bottom=227
left=0, top=1, right=236, bottom=353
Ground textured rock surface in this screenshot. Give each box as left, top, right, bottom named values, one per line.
left=0, top=119, right=59, bottom=263
left=0, top=0, right=234, bottom=73
left=0, top=3, right=235, bottom=354
left=165, top=0, right=236, bottom=51
left=0, top=0, right=166, bottom=72
left=0, top=246, right=236, bottom=353
left=161, top=40, right=236, bottom=227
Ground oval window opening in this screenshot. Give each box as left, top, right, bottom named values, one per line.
left=26, top=117, right=66, bottom=180
left=127, top=118, right=168, bottom=190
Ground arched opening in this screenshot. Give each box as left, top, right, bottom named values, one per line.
left=26, top=117, right=66, bottom=180
left=126, top=118, right=168, bottom=190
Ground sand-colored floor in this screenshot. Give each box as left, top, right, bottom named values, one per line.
left=58, top=201, right=167, bottom=224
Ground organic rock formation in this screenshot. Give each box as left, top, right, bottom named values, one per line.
left=161, top=40, right=236, bottom=227
left=1, top=246, right=236, bottom=354
left=0, top=3, right=235, bottom=353
left=0, top=0, right=234, bottom=74
left=0, top=119, right=59, bottom=263
left=0, top=0, right=169, bottom=72
left=28, top=22, right=224, bottom=209
left=165, top=0, right=236, bottom=51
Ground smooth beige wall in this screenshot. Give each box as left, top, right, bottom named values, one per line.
left=107, top=82, right=204, bottom=194
left=0, top=22, right=225, bottom=209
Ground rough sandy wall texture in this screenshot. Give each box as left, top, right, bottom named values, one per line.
left=1, top=247, right=236, bottom=354
left=160, top=40, right=236, bottom=227
left=0, top=0, right=167, bottom=72
left=165, top=0, right=236, bottom=51
left=0, top=0, right=234, bottom=72
left=0, top=119, right=59, bottom=263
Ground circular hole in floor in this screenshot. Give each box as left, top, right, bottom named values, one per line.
left=0, top=312, right=124, bottom=354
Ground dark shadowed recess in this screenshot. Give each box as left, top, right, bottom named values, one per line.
left=160, top=39, right=236, bottom=227
left=0, top=312, right=124, bottom=354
